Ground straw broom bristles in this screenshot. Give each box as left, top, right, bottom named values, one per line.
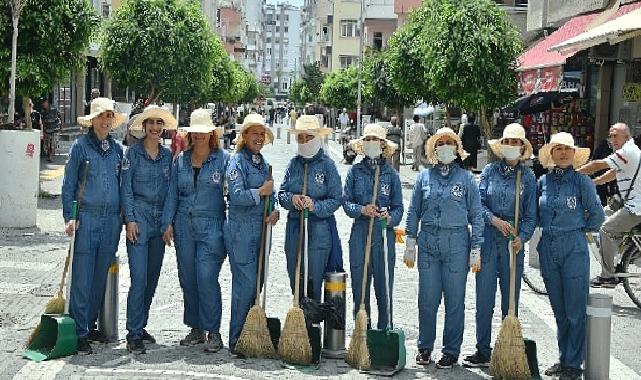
left=345, top=308, right=370, bottom=370
left=235, top=305, right=278, bottom=359
left=278, top=306, right=312, bottom=365
left=490, top=314, right=530, bottom=380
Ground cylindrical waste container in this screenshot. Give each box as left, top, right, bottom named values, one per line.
left=99, top=256, right=119, bottom=342
left=585, top=293, right=612, bottom=380
left=322, top=271, right=347, bottom=359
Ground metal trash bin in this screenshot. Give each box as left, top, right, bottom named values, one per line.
left=322, top=271, right=347, bottom=359
left=585, top=293, right=613, bottom=380
left=99, top=256, right=119, bottom=343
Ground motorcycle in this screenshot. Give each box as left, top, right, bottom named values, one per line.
left=340, top=125, right=357, bottom=164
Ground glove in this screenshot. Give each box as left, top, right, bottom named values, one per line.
left=404, top=237, right=417, bottom=268
left=470, top=246, right=481, bottom=273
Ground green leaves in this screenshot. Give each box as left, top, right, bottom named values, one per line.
left=319, top=67, right=358, bottom=109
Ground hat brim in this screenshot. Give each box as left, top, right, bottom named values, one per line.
left=240, top=123, right=274, bottom=145
left=424, top=130, right=468, bottom=164
left=130, top=108, right=177, bottom=131
left=538, top=143, right=591, bottom=168
left=180, top=125, right=223, bottom=137
left=349, top=137, right=398, bottom=158
left=288, top=127, right=333, bottom=136
left=488, top=138, right=534, bottom=161
left=78, top=111, right=126, bottom=128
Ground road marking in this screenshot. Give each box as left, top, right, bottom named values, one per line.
left=40, top=166, right=65, bottom=181
left=13, top=359, right=65, bottom=380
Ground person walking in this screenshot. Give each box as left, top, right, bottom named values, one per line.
left=42, top=99, right=62, bottom=162
left=121, top=105, right=176, bottom=354
left=61, top=97, right=125, bottom=354
left=386, top=117, right=403, bottom=172
left=225, top=113, right=280, bottom=355
left=409, top=115, right=427, bottom=171
left=459, top=113, right=481, bottom=170
left=343, top=124, right=404, bottom=330
left=463, top=123, right=537, bottom=368
left=339, top=108, right=349, bottom=131
left=537, top=132, right=605, bottom=380
left=161, top=109, right=229, bottom=353
left=404, top=127, right=484, bottom=369
left=278, top=115, right=342, bottom=301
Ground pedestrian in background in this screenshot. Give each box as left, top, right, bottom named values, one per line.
left=404, top=127, right=484, bottom=369
left=386, top=116, right=403, bottom=172
left=343, top=124, right=404, bottom=331
left=537, top=132, right=605, bottom=380
left=459, top=113, right=481, bottom=170
left=278, top=115, right=342, bottom=301
left=224, top=113, right=279, bottom=355
left=463, top=123, right=537, bottom=368
left=61, top=97, right=126, bottom=354
left=121, top=105, right=176, bottom=354
left=409, top=115, right=427, bottom=171
left=42, top=99, right=62, bottom=162
left=161, top=109, right=229, bottom=353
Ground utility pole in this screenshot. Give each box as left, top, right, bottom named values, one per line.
left=356, top=0, right=364, bottom=137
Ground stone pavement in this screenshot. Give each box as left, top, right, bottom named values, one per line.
left=0, top=127, right=640, bottom=379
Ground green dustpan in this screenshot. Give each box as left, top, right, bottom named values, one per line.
left=24, top=314, right=77, bottom=361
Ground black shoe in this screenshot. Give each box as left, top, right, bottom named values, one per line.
left=545, top=362, right=564, bottom=376
left=179, top=328, right=205, bottom=346
left=415, top=349, right=432, bottom=365
left=127, top=338, right=146, bottom=354
left=560, top=367, right=583, bottom=380
left=141, top=330, right=156, bottom=344
left=436, top=353, right=457, bottom=369
left=77, top=338, right=93, bottom=355
left=590, top=276, right=620, bottom=288
left=462, top=351, right=490, bottom=368
left=204, top=332, right=223, bottom=353
left=87, top=329, right=107, bottom=343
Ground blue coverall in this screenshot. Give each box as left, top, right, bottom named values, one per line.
left=224, top=148, right=277, bottom=349
left=343, top=157, right=403, bottom=330
left=278, top=149, right=342, bottom=301
left=161, top=148, right=229, bottom=334
left=121, top=141, right=172, bottom=341
left=62, top=129, right=123, bottom=339
left=474, top=161, right=537, bottom=358
left=537, top=168, right=605, bottom=371
left=405, top=164, right=484, bottom=358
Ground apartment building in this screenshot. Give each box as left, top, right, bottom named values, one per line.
left=243, top=0, right=266, bottom=79
left=263, top=3, right=302, bottom=96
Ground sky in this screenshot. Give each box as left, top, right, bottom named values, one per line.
left=266, top=0, right=304, bottom=5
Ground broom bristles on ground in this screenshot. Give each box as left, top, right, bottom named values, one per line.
left=235, top=305, right=278, bottom=359
left=25, top=291, right=65, bottom=347
left=490, top=314, right=530, bottom=380
left=278, top=306, right=312, bottom=365
left=345, top=308, right=370, bottom=370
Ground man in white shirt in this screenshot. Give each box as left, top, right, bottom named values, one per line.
left=409, top=115, right=427, bottom=170
left=579, top=122, right=641, bottom=287
left=339, top=108, right=349, bottom=130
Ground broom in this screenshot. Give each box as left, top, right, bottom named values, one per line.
left=235, top=167, right=277, bottom=358
left=26, top=160, right=89, bottom=347
left=278, top=164, right=312, bottom=365
left=490, top=169, right=530, bottom=380
left=345, top=163, right=380, bottom=370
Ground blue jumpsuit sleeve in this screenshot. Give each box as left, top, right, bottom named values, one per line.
left=580, top=174, right=606, bottom=232
left=277, top=160, right=297, bottom=212
left=342, top=167, right=363, bottom=218
left=518, top=169, right=537, bottom=242
left=61, top=140, right=83, bottom=222
left=388, top=170, right=404, bottom=227
left=227, top=156, right=260, bottom=206
left=120, top=149, right=136, bottom=224
left=161, top=159, right=178, bottom=232
left=466, top=172, right=484, bottom=248
left=313, top=160, right=342, bottom=218
left=478, top=164, right=495, bottom=225
left=405, top=171, right=424, bottom=238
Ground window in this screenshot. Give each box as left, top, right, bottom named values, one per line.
left=340, top=20, right=360, bottom=38
left=267, top=47, right=272, bottom=55
left=276, top=26, right=280, bottom=32
left=322, top=25, right=329, bottom=41
left=286, top=15, right=289, bottom=21
left=266, top=37, right=271, bottom=43
left=282, top=81, right=289, bottom=90
left=373, top=32, right=383, bottom=51
left=276, top=15, right=280, bottom=21
left=285, top=26, right=288, bottom=32
left=339, top=55, right=358, bottom=69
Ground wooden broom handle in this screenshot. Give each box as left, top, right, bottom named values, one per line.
left=358, top=164, right=380, bottom=308
left=293, top=164, right=308, bottom=307
left=508, top=169, right=522, bottom=314
left=254, top=166, right=272, bottom=305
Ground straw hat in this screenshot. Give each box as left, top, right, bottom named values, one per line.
left=349, top=123, right=398, bottom=158
left=239, top=112, right=274, bottom=144
left=538, top=132, right=591, bottom=168
left=77, top=97, right=126, bottom=128
left=488, top=123, right=533, bottom=160
left=424, top=127, right=469, bottom=164
left=290, top=114, right=332, bottom=136
left=129, top=105, right=177, bottom=132
left=180, top=108, right=222, bottom=137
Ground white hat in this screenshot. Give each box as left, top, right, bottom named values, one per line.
left=488, top=123, right=534, bottom=160
left=424, top=127, right=469, bottom=164
left=290, top=114, right=332, bottom=136
left=350, top=123, right=398, bottom=158
left=238, top=113, right=274, bottom=145
left=180, top=108, right=222, bottom=137
left=539, top=132, right=591, bottom=168
left=77, top=97, right=126, bottom=128
left=129, top=105, right=177, bottom=132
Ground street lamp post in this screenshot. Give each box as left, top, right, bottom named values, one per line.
left=356, top=0, right=364, bottom=137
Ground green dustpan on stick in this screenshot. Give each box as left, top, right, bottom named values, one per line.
left=364, top=218, right=406, bottom=376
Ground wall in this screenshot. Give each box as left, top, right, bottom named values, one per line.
left=331, top=0, right=361, bottom=71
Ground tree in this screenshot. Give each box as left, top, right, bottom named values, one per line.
left=301, top=62, right=324, bottom=103
left=289, top=79, right=312, bottom=105
left=319, top=67, right=358, bottom=110
left=241, top=71, right=259, bottom=104
left=363, top=49, right=414, bottom=115
left=99, top=0, right=218, bottom=104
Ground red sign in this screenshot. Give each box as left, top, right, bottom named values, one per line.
left=540, top=66, right=561, bottom=93
left=261, top=75, right=271, bottom=84
left=519, top=70, right=537, bottom=95
left=25, top=143, right=35, bottom=158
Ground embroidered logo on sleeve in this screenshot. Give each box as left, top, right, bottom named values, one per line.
left=566, top=196, right=577, bottom=209
left=229, top=169, right=239, bottom=181
left=451, top=184, right=464, bottom=198
left=314, top=171, right=326, bottom=184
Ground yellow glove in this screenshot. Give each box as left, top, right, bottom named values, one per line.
left=395, top=228, right=406, bottom=243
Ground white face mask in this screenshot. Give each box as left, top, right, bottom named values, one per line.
left=501, top=144, right=522, bottom=161
left=297, top=135, right=321, bottom=158
left=363, top=141, right=383, bottom=158
left=436, top=145, right=457, bottom=164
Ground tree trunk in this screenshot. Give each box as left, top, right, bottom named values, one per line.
left=23, top=96, right=32, bottom=130
left=8, top=12, right=19, bottom=125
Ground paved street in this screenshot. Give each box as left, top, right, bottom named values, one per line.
left=1, top=126, right=640, bottom=379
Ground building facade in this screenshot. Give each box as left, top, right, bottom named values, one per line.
left=263, top=3, right=302, bottom=97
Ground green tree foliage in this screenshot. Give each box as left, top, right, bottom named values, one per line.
left=319, top=67, right=358, bottom=109
left=301, top=62, right=324, bottom=102
left=208, top=40, right=234, bottom=103
left=99, top=0, right=218, bottom=104
left=0, top=0, right=99, bottom=97
left=241, top=71, right=259, bottom=104
left=363, top=49, right=414, bottom=112
left=289, top=79, right=312, bottom=105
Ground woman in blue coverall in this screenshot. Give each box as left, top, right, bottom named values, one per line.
left=343, top=123, right=404, bottom=331
left=121, top=105, right=176, bottom=354
left=404, top=127, right=484, bottom=369
left=536, top=132, right=605, bottom=380
left=278, top=115, right=342, bottom=301
left=161, top=109, right=229, bottom=353
left=225, top=113, right=279, bottom=355
left=464, top=123, right=537, bottom=367
left=62, top=97, right=125, bottom=354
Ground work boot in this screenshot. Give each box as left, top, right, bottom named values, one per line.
left=462, top=351, right=490, bottom=368
left=141, top=330, right=156, bottom=344
left=87, top=329, right=107, bottom=343
left=436, top=353, right=457, bottom=369
left=415, top=349, right=432, bottom=365
left=545, top=362, right=564, bottom=376
left=77, top=338, right=93, bottom=355
left=560, top=367, right=583, bottom=380
left=179, top=328, right=205, bottom=346
left=204, top=332, right=223, bottom=353
left=126, top=338, right=146, bottom=354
